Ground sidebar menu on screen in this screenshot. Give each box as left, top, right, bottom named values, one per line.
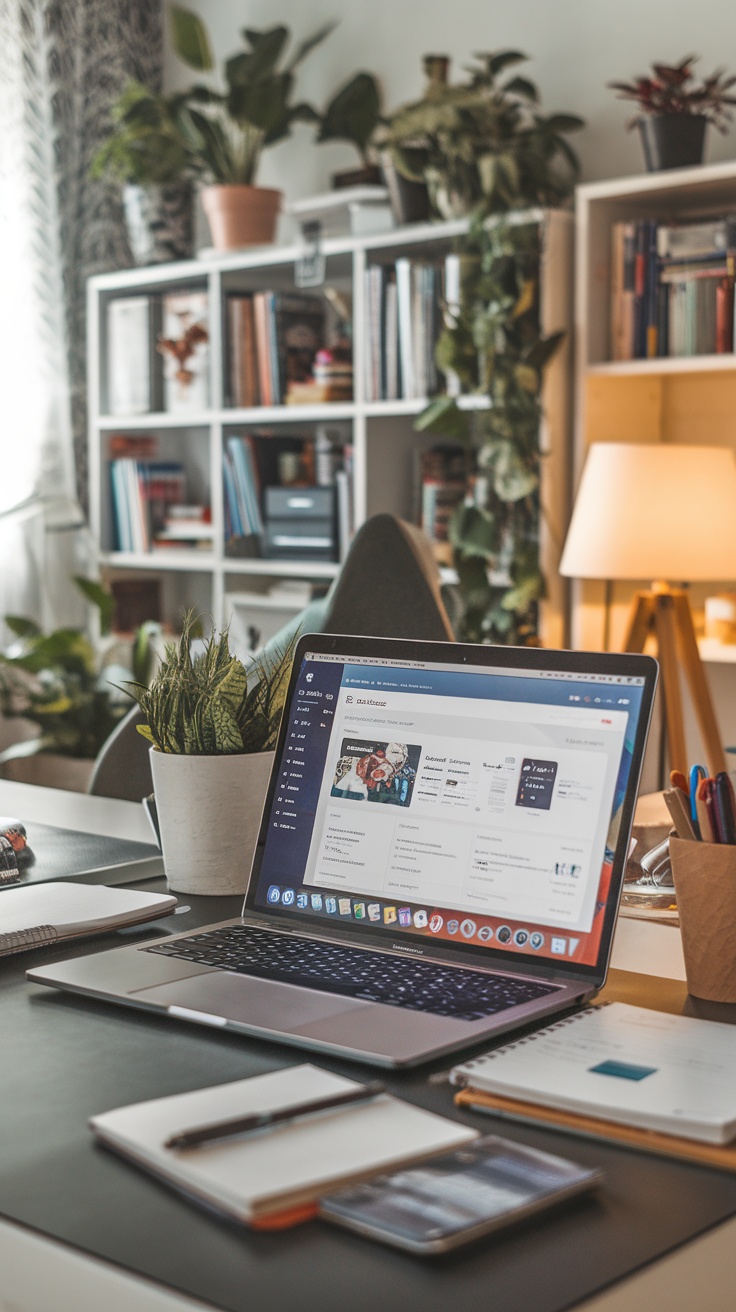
left=257, top=659, right=344, bottom=892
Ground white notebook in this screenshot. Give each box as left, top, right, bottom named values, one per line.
left=90, top=1064, right=478, bottom=1226
left=451, top=1002, right=736, bottom=1146
left=1, top=881, right=176, bottom=957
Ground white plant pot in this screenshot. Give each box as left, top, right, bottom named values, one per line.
left=149, top=748, right=274, bottom=895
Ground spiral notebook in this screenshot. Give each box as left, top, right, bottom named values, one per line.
left=0, top=881, right=176, bottom=957
left=451, top=1002, right=736, bottom=1149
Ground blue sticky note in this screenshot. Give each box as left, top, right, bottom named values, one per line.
left=589, top=1060, right=656, bottom=1081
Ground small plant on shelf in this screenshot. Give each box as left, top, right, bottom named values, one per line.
left=609, top=55, right=736, bottom=128
left=316, top=72, right=383, bottom=186
left=129, top=611, right=293, bottom=755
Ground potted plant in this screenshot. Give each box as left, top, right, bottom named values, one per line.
left=609, top=56, right=736, bottom=171
left=315, top=72, right=383, bottom=188
left=0, top=579, right=148, bottom=791
left=381, top=51, right=583, bottom=221
left=170, top=6, right=334, bottom=249
left=91, top=80, right=201, bottom=264
left=128, top=613, right=293, bottom=894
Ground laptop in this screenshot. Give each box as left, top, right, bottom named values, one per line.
left=28, top=634, right=657, bottom=1068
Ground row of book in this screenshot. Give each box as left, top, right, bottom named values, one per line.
left=364, top=256, right=457, bottom=401
left=610, top=215, right=736, bottom=361
left=110, top=458, right=215, bottom=554
left=223, top=431, right=354, bottom=563
left=227, top=292, right=336, bottom=408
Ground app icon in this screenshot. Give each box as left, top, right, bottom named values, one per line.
left=310, top=893, right=323, bottom=911
left=551, top=936, right=566, bottom=955
left=384, top=906, right=397, bottom=924
left=513, top=928, right=529, bottom=947
left=353, top=902, right=366, bottom=919
left=446, top=919, right=459, bottom=935
left=567, top=937, right=580, bottom=956
left=367, top=903, right=381, bottom=921
left=460, top=918, right=477, bottom=939
left=497, top=925, right=512, bottom=944
left=398, top=907, right=412, bottom=927
left=429, top=913, right=444, bottom=933
left=338, top=897, right=352, bottom=916
left=281, top=888, right=295, bottom=907
left=296, top=892, right=309, bottom=909
left=530, top=931, right=544, bottom=950
left=325, top=896, right=337, bottom=914
left=267, top=885, right=281, bottom=904
left=478, top=925, right=494, bottom=943
left=413, top=909, right=428, bottom=928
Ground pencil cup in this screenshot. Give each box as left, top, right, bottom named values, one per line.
left=670, top=836, right=736, bottom=1003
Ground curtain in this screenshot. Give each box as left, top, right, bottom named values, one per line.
left=0, top=0, right=163, bottom=638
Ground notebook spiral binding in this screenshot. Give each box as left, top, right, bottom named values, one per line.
left=0, top=924, right=58, bottom=957
left=450, top=1003, right=611, bottom=1087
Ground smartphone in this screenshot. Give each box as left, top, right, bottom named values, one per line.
left=319, top=1135, right=602, bottom=1255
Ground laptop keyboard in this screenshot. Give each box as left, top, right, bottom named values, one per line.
left=146, top=925, right=559, bottom=1022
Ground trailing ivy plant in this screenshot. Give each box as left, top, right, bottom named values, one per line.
left=411, top=52, right=583, bottom=645
left=416, top=214, right=566, bottom=645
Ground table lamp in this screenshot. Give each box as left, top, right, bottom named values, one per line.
left=559, top=442, right=736, bottom=776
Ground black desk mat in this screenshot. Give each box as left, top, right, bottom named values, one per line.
left=2, top=893, right=736, bottom=1312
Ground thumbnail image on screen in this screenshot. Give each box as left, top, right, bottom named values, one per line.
left=330, top=739, right=421, bottom=808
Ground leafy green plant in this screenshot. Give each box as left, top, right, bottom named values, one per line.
left=316, top=72, right=382, bottom=166
left=169, top=6, right=334, bottom=185
left=383, top=51, right=583, bottom=219
left=129, top=612, right=293, bottom=755
left=417, top=216, right=562, bottom=645
left=90, top=79, right=202, bottom=186
left=609, top=56, right=736, bottom=129
left=0, top=578, right=140, bottom=763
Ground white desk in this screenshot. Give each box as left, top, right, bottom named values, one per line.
left=0, top=780, right=732, bottom=1312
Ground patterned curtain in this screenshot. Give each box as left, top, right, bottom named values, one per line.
left=0, top=0, right=162, bottom=635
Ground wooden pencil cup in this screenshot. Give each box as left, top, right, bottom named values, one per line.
left=670, top=836, right=736, bottom=1003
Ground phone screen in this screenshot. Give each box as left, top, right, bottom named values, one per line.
left=319, top=1135, right=601, bottom=1254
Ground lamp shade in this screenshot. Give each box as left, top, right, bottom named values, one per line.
left=559, top=443, right=736, bottom=582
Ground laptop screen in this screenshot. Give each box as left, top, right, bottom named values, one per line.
left=248, top=639, right=654, bottom=976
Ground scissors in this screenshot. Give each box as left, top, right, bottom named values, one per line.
left=689, top=764, right=707, bottom=840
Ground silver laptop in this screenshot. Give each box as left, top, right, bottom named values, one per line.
left=28, top=634, right=657, bottom=1068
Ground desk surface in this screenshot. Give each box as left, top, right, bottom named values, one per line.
left=2, top=780, right=736, bottom=1312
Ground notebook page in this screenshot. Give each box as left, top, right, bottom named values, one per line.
left=1, top=881, right=175, bottom=938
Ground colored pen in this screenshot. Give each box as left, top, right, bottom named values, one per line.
left=714, top=772, right=736, bottom=845
left=165, top=1081, right=386, bottom=1151
left=689, top=764, right=707, bottom=840
left=670, top=770, right=689, bottom=796
left=697, top=778, right=716, bottom=844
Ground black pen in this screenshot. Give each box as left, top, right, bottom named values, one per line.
left=165, top=1081, right=386, bottom=1151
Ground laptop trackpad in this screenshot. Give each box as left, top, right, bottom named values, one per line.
left=134, top=973, right=367, bottom=1028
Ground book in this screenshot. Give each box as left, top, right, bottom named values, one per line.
left=227, top=295, right=259, bottom=408
left=451, top=1002, right=736, bottom=1146
left=89, top=1064, right=478, bottom=1228
left=107, top=296, right=163, bottom=416
left=0, top=881, right=175, bottom=956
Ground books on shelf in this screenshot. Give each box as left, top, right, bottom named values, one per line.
left=417, top=445, right=467, bottom=551
left=364, top=257, right=444, bottom=401
left=609, top=214, right=736, bottom=361
left=106, top=296, right=163, bottom=416
left=227, top=292, right=326, bottom=407
left=222, top=431, right=352, bottom=563
left=109, top=449, right=200, bottom=554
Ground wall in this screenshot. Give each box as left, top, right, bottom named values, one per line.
left=164, top=0, right=736, bottom=211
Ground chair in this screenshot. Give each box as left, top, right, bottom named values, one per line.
left=88, top=514, right=454, bottom=800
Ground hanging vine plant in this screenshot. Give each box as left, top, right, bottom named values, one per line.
left=396, top=51, right=583, bottom=644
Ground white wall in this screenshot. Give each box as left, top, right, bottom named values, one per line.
left=164, top=0, right=736, bottom=209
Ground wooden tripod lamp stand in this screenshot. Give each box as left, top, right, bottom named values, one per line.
left=560, top=443, right=736, bottom=777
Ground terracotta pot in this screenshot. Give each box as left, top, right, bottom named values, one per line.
left=201, top=185, right=281, bottom=250
left=149, top=747, right=274, bottom=894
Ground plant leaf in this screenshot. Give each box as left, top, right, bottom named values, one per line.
left=170, top=6, right=214, bottom=72
left=415, top=395, right=469, bottom=439
left=73, top=576, right=115, bottom=636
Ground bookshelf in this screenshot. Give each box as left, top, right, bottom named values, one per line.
left=574, top=160, right=736, bottom=653
left=88, top=211, right=573, bottom=651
